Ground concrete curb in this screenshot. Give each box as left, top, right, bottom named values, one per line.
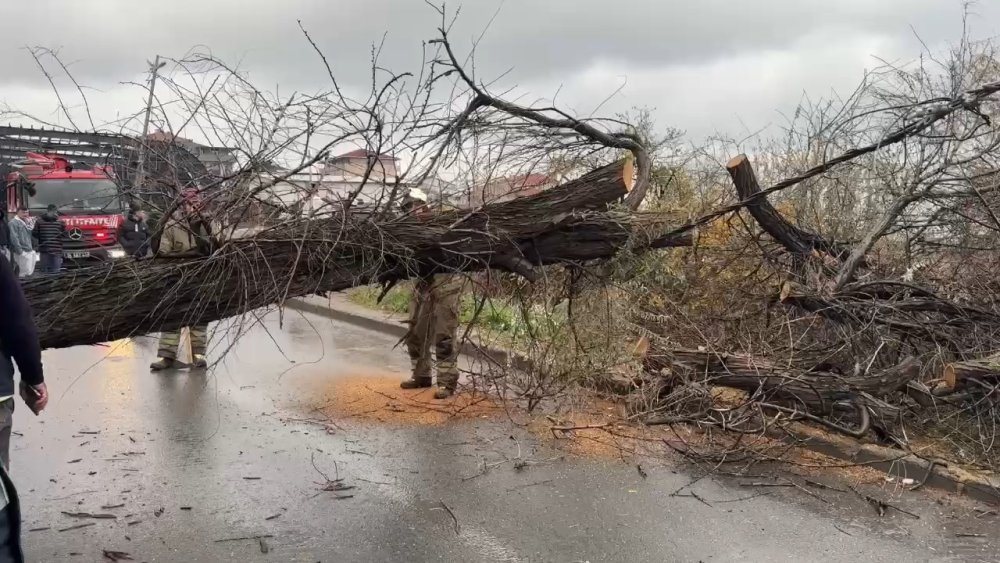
left=779, top=426, right=1000, bottom=506
left=286, top=296, right=1000, bottom=507
left=284, top=297, right=533, bottom=373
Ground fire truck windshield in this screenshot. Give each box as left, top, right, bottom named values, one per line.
left=26, top=179, right=122, bottom=212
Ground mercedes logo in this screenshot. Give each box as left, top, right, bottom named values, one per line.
left=68, top=228, right=84, bottom=241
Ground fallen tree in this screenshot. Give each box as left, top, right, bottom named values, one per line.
left=26, top=159, right=691, bottom=350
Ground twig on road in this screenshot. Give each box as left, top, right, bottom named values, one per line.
left=848, top=486, right=920, bottom=519
left=436, top=500, right=460, bottom=535
left=673, top=492, right=713, bottom=507
left=214, top=534, right=274, bottom=543
left=716, top=492, right=770, bottom=503
left=46, top=490, right=99, bottom=501
left=833, top=524, right=853, bottom=536
left=58, top=522, right=96, bottom=532
left=215, top=534, right=274, bottom=543
left=804, top=480, right=847, bottom=493
left=355, top=477, right=395, bottom=486
left=505, top=479, right=555, bottom=492
left=61, top=512, right=117, bottom=520
left=782, top=478, right=831, bottom=504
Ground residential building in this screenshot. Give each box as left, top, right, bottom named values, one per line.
left=146, top=130, right=238, bottom=178
left=323, top=149, right=399, bottom=179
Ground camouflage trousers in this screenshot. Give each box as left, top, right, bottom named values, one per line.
left=157, top=325, right=209, bottom=361
left=405, top=275, right=463, bottom=389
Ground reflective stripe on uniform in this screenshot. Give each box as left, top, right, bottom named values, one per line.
left=158, top=325, right=209, bottom=360
left=189, top=325, right=208, bottom=357
left=157, top=330, right=182, bottom=359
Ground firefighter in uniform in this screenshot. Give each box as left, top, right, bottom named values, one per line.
left=398, top=189, right=464, bottom=399
left=150, top=188, right=214, bottom=371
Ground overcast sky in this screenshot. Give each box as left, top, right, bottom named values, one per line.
left=0, top=0, right=997, bottom=145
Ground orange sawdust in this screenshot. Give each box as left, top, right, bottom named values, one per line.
left=304, top=374, right=898, bottom=483
left=523, top=393, right=679, bottom=460
left=312, top=372, right=508, bottom=425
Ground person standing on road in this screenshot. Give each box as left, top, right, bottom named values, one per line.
left=0, top=250, right=45, bottom=562
left=397, top=189, right=465, bottom=400
left=119, top=201, right=150, bottom=258
left=7, top=208, right=34, bottom=278
left=31, top=205, right=64, bottom=275
left=150, top=189, right=214, bottom=371
left=0, top=244, right=47, bottom=465
left=0, top=210, right=12, bottom=269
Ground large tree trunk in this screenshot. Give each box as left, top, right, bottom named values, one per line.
left=27, top=159, right=691, bottom=350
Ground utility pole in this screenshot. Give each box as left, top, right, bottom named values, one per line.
left=134, top=55, right=165, bottom=193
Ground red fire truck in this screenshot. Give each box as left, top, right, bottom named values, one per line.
left=6, top=153, right=128, bottom=265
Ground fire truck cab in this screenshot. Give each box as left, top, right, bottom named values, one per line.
left=6, top=153, right=128, bottom=265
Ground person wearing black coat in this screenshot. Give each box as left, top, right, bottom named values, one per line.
left=31, top=205, right=64, bottom=274
left=119, top=201, right=150, bottom=258
left=0, top=248, right=48, bottom=562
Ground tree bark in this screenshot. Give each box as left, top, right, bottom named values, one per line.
left=26, top=159, right=690, bottom=350
left=655, top=348, right=920, bottom=411
left=643, top=347, right=919, bottom=437
left=725, top=155, right=845, bottom=259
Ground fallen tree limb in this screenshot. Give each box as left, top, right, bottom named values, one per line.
left=642, top=347, right=920, bottom=437
left=25, top=159, right=691, bottom=350
left=777, top=280, right=1000, bottom=346
left=664, top=349, right=921, bottom=408
left=726, top=155, right=846, bottom=260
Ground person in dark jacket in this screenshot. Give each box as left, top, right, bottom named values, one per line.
left=0, top=252, right=45, bottom=562
left=119, top=201, right=150, bottom=258
left=0, top=210, right=12, bottom=269
left=31, top=205, right=64, bottom=274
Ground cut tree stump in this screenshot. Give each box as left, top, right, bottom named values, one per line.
left=943, top=355, right=1000, bottom=391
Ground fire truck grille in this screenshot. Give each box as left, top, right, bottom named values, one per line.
left=64, top=229, right=117, bottom=249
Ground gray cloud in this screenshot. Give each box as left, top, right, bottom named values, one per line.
left=0, top=0, right=996, bottom=140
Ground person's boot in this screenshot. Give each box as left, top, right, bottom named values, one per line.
left=191, top=354, right=208, bottom=369
left=150, top=357, right=176, bottom=371
left=433, top=385, right=455, bottom=400
left=400, top=377, right=432, bottom=390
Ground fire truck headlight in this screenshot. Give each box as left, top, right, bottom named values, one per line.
left=108, top=249, right=126, bottom=259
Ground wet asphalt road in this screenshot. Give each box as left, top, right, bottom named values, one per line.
left=9, top=309, right=999, bottom=562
